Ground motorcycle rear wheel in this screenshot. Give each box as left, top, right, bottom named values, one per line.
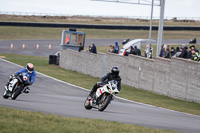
left=11, top=86, right=23, bottom=100
left=98, top=94, right=111, bottom=112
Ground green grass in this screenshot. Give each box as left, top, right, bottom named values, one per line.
left=0, top=106, right=176, bottom=133
left=1, top=53, right=200, bottom=116
left=1, top=14, right=200, bottom=26
left=0, top=26, right=200, bottom=40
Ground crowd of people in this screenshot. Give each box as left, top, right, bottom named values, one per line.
left=87, top=41, right=199, bottom=62
left=107, top=42, right=119, bottom=54
left=159, top=44, right=200, bottom=62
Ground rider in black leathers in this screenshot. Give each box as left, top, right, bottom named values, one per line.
left=89, top=67, right=122, bottom=96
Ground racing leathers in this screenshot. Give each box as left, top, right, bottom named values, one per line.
left=90, top=72, right=122, bottom=95
left=5, top=67, right=36, bottom=93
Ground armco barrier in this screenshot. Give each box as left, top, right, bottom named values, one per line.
left=60, top=49, right=200, bottom=103
left=1, top=21, right=200, bottom=30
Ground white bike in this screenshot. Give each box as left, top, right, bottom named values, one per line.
left=3, top=73, right=29, bottom=100
left=84, top=80, right=119, bottom=111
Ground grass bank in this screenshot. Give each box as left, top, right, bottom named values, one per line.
left=1, top=14, right=200, bottom=26
left=0, top=26, right=200, bottom=40
left=0, top=106, right=176, bottom=133
left=1, top=53, right=200, bottom=116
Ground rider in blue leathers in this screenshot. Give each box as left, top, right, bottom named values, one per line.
left=5, top=63, right=36, bottom=93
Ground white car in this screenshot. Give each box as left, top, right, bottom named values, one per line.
left=119, top=39, right=156, bottom=56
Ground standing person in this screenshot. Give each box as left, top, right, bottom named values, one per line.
left=144, top=44, right=153, bottom=58
left=125, top=46, right=134, bottom=56
left=107, top=45, right=114, bottom=53
left=5, top=63, right=36, bottom=93
left=163, top=44, right=170, bottom=59
left=170, top=47, right=176, bottom=57
left=187, top=46, right=192, bottom=59
left=191, top=45, right=199, bottom=53
left=191, top=49, right=199, bottom=61
left=159, top=44, right=165, bottom=57
left=179, top=44, right=188, bottom=59
left=90, top=43, right=97, bottom=54
left=133, top=46, right=141, bottom=56
left=114, top=42, right=119, bottom=54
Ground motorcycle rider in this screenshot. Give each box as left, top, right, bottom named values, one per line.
left=89, top=66, right=121, bottom=96
left=5, top=63, right=36, bottom=93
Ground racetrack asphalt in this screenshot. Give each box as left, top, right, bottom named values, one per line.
left=1, top=59, right=200, bottom=133
left=0, top=39, right=195, bottom=57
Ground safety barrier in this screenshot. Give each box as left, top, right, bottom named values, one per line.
left=60, top=49, right=200, bottom=104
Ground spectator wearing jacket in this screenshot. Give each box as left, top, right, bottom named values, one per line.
left=191, top=45, right=199, bottom=53
left=191, top=50, right=199, bottom=61
left=164, top=44, right=170, bottom=59
left=133, top=46, right=141, bottom=56
left=179, top=44, right=188, bottom=59
left=170, top=47, right=176, bottom=57
left=114, top=42, right=119, bottom=54
left=90, top=43, right=97, bottom=54
left=159, top=44, right=165, bottom=57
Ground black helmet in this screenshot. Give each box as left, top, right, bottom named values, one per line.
left=111, top=66, right=119, bottom=76
left=26, top=63, right=34, bottom=73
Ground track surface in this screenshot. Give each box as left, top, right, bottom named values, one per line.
left=1, top=59, right=200, bottom=133
left=0, top=39, right=194, bottom=57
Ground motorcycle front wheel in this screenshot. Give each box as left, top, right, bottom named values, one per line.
left=11, top=86, right=23, bottom=100
left=3, top=90, right=9, bottom=99
left=84, top=96, right=93, bottom=110
left=98, top=94, right=111, bottom=112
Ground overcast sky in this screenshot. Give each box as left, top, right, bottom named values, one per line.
left=0, top=0, right=199, bottom=19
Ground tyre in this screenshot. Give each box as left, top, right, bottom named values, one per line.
left=11, top=86, right=23, bottom=100
left=3, top=90, right=9, bottom=99
left=98, top=94, right=111, bottom=112
left=84, top=96, right=92, bottom=110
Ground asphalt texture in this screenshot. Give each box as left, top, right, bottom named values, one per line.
left=1, top=39, right=200, bottom=133
left=1, top=59, right=200, bottom=133
left=0, top=39, right=195, bottom=57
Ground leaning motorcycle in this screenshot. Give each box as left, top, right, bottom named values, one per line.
left=84, top=80, right=119, bottom=112
left=3, top=73, right=28, bottom=100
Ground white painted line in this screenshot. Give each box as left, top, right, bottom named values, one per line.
left=1, top=58, right=200, bottom=118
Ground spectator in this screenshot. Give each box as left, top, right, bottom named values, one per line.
left=191, top=49, right=199, bottom=61
left=163, top=44, right=170, bottom=59
left=88, top=46, right=91, bottom=52
left=107, top=45, right=114, bottom=53
left=114, top=42, right=119, bottom=54
left=124, top=46, right=134, bottom=56
left=175, top=47, right=180, bottom=53
left=90, top=43, right=97, bottom=54
left=133, top=46, right=141, bottom=56
left=187, top=46, right=192, bottom=59
left=179, top=44, right=188, bottom=58
left=159, top=44, right=165, bottom=57
left=170, top=47, right=176, bottom=57
left=191, top=45, right=199, bottom=53
left=144, top=44, right=153, bottom=58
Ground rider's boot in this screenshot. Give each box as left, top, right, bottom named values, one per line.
left=23, top=86, right=30, bottom=93
left=89, top=90, right=94, bottom=97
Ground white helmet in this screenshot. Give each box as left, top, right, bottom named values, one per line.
left=26, top=63, right=34, bottom=73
